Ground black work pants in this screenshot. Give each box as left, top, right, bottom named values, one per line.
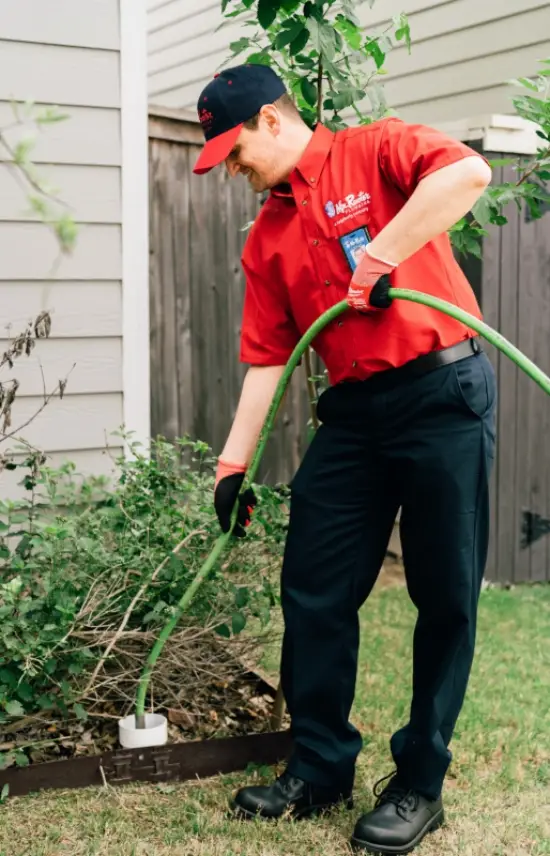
left=281, top=351, right=497, bottom=800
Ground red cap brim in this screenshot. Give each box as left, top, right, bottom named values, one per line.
left=193, top=123, right=244, bottom=175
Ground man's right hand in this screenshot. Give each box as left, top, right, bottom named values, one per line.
left=214, top=459, right=257, bottom=537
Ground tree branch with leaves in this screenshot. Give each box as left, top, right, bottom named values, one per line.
left=451, top=62, right=550, bottom=257
left=0, top=102, right=78, bottom=472
left=220, top=0, right=410, bottom=129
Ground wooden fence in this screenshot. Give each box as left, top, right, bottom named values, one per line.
left=148, top=107, right=550, bottom=584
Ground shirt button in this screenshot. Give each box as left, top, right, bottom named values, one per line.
left=301, top=199, right=308, bottom=206
left=338, top=320, right=344, bottom=326
left=310, top=177, right=315, bottom=183
left=312, top=239, right=319, bottom=246
left=324, top=279, right=331, bottom=286
left=352, top=361, right=357, bottom=368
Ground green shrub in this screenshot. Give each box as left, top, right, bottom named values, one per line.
left=0, top=436, right=288, bottom=724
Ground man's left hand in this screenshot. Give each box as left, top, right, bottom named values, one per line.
left=347, top=246, right=398, bottom=311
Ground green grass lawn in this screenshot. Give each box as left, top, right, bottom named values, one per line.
left=1, top=565, right=549, bottom=856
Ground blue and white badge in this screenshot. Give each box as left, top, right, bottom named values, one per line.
left=339, top=227, right=371, bottom=272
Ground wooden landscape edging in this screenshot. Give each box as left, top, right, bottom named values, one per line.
left=0, top=729, right=293, bottom=799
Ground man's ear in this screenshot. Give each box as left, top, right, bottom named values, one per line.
left=260, top=103, right=282, bottom=136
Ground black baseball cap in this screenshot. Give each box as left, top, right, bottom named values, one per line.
left=193, top=64, right=286, bottom=175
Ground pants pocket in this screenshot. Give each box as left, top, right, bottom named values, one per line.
left=452, top=354, right=496, bottom=420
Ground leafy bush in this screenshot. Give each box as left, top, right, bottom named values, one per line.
left=0, top=436, right=288, bottom=724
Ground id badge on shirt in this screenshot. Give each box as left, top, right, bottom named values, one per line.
left=339, top=226, right=371, bottom=273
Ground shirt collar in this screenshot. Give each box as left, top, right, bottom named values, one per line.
left=269, top=124, right=335, bottom=199
left=293, top=123, right=335, bottom=188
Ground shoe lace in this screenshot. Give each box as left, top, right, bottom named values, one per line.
left=373, top=771, right=419, bottom=819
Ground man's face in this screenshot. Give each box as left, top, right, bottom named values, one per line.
left=224, top=113, right=285, bottom=192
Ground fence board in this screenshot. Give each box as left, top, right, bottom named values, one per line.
left=528, top=210, right=550, bottom=582
left=496, top=164, right=520, bottom=583
left=479, top=170, right=501, bottom=583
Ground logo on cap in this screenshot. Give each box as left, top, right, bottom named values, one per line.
left=198, top=108, right=214, bottom=131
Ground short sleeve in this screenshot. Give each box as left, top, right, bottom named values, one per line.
left=239, top=256, right=300, bottom=366
left=378, top=117, right=487, bottom=196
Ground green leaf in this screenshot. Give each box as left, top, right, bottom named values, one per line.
left=300, top=78, right=318, bottom=107
left=0, top=669, right=17, bottom=687
left=0, top=784, right=9, bottom=803
left=334, top=15, right=361, bottom=51
left=487, top=157, right=519, bottom=168
left=258, top=0, right=280, bottom=30
left=4, top=700, right=25, bottom=717
left=35, top=106, right=70, bottom=125
left=13, top=136, right=35, bottom=165
left=16, top=683, right=34, bottom=702
left=222, top=0, right=231, bottom=11
left=289, top=27, right=310, bottom=56
left=0, top=521, right=9, bottom=532
left=14, top=751, right=29, bottom=767
left=471, top=194, right=494, bottom=227
left=303, top=1, right=322, bottom=19
left=306, top=19, right=336, bottom=61
left=275, top=20, right=305, bottom=49
left=365, top=38, right=386, bottom=70
left=215, top=623, right=231, bottom=638
left=53, top=215, right=78, bottom=252
left=230, top=37, right=251, bottom=55
left=246, top=51, right=272, bottom=66
left=393, top=13, right=412, bottom=52
left=231, top=611, right=247, bottom=635
left=73, top=703, right=88, bottom=721
left=235, top=586, right=250, bottom=608
left=329, top=87, right=365, bottom=112
left=509, top=77, right=540, bottom=92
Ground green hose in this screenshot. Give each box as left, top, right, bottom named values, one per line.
left=134, top=288, right=550, bottom=725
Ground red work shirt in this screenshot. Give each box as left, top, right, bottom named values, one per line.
left=239, top=117, right=485, bottom=385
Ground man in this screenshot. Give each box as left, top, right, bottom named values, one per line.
left=193, top=64, right=496, bottom=855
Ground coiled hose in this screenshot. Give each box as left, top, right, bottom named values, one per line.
left=135, top=288, right=550, bottom=726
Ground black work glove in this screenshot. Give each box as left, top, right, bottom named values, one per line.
left=214, top=472, right=257, bottom=538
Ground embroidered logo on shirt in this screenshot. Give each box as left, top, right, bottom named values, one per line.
left=324, top=192, right=371, bottom=226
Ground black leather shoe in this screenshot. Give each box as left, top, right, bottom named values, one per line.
left=231, top=769, right=354, bottom=820
left=350, top=772, right=444, bottom=854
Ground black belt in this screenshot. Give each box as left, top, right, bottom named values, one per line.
left=364, top=337, right=482, bottom=391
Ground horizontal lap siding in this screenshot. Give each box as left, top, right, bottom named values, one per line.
left=147, top=0, right=550, bottom=123
left=5, top=393, right=123, bottom=453
left=0, top=338, right=123, bottom=396
left=0, top=164, right=121, bottom=224
left=0, top=0, right=123, bottom=500
left=1, top=0, right=120, bottom=49
left=0, top=103, right=121, bottom=167
left=0, top=283, right=122, bottom=338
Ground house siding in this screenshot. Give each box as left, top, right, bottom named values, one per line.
left=147, top=0, right=550, bottom=125
left=0, top=0, right=124, bottom=492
